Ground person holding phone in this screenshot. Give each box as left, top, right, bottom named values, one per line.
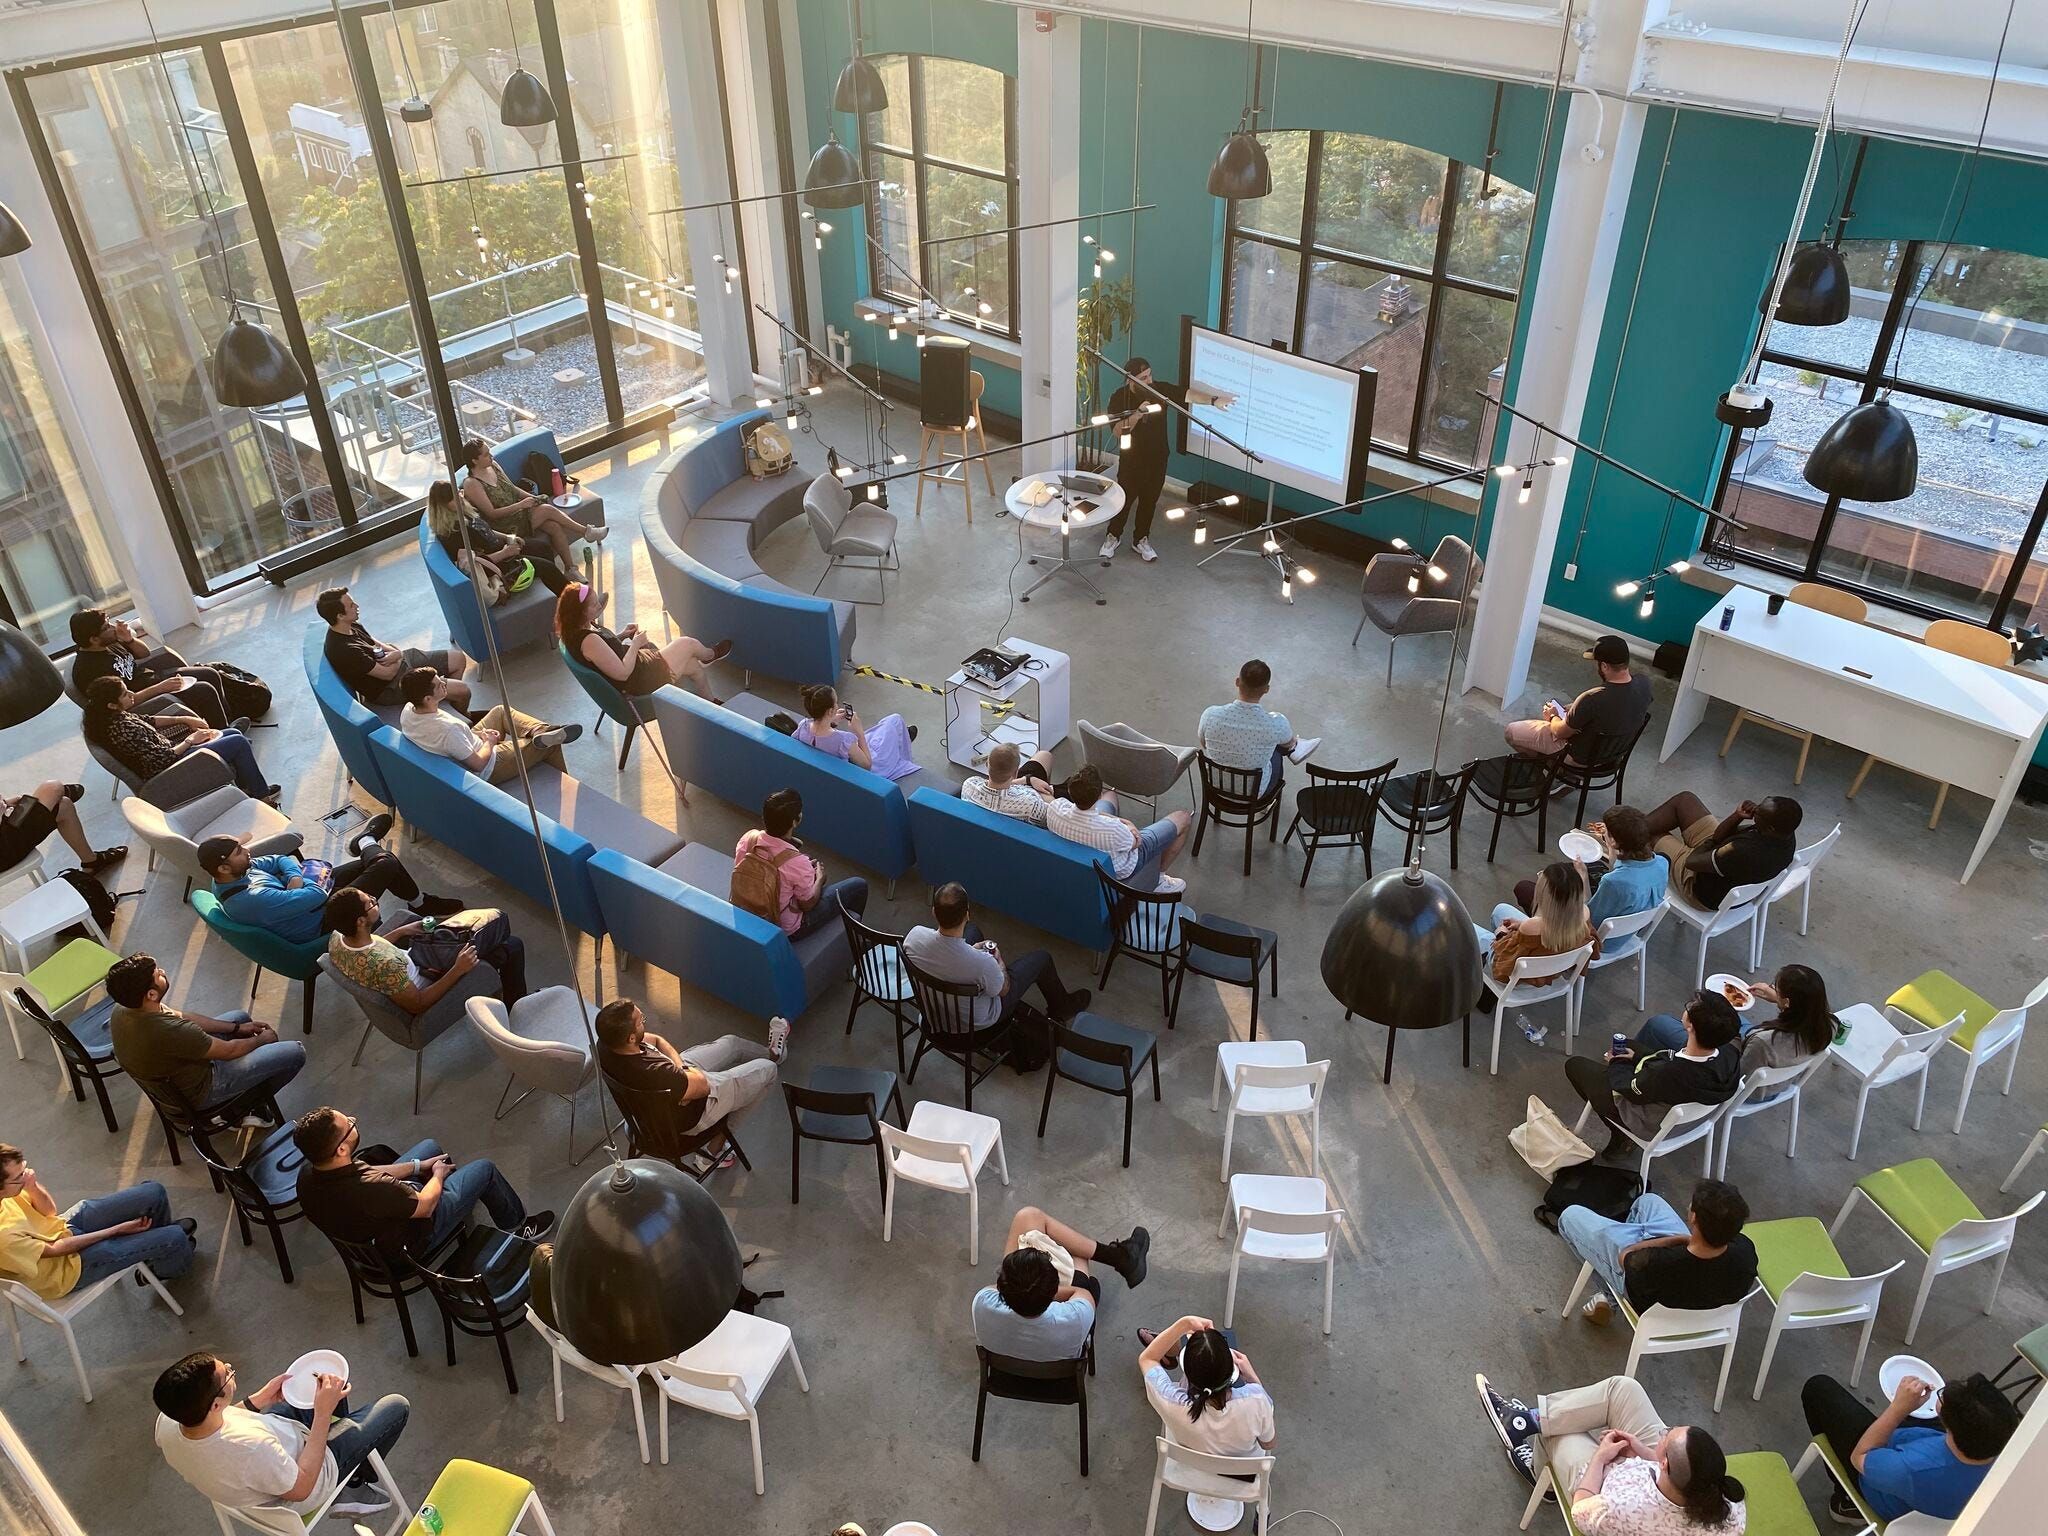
left=1504, top=635, right=1652, bottom=761
left=794, top=684, right=919, bottom=779
left=732, top=788, right=870, bottom=943
left=320, top=886, right=528, bottom=1009
left=1138, top=1316, right=1276, bottom=1459
left=200, top=828, right=462, bottom=945
left=68, top=609, right=229, bottom=728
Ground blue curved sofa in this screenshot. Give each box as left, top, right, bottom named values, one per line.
left=303, top=625, right=396, bottom=808
left=418, top=520, right=556, bottom=661
left=642, top=410, right=853, bottom=687
left=906, top=787, right=1113, bottom=951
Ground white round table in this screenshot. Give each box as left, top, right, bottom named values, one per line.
left=1003, top=470, right=1125, bottom=606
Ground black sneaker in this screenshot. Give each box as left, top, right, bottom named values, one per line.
left=514, top=1211, right=556, bottom=1242
left=348, top=812, right=396, bottom=855
left=410, top=894, right=467, bottom=919
left=176, top=1218, right=199, bottom=1239
left=330, top=1487, right=392, bottom=1518
left=1100, top=1225, right=1149, bottom=1288
left=1057, top=989, right=1093, bottom=1021
left=907, top=724, right=919, bottom=741
left=1826, top=1490, right=1865, bottom=1526
left=1477, top=1374, right=1540, bottom=1487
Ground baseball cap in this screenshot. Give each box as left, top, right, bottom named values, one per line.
left=1583, top=635, right=1630, bottom=666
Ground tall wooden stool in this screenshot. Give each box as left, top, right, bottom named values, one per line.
left=916, top=369, right=995, bottom=521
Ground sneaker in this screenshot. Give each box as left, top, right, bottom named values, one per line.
left=261, top=786, right=285, bottom=806
left=238, top=1108, right=279, bottom=1130
left=328, top=1487, right=392, bottom=1518
left=582, top=523, right=610, bottom=544
left=1099, top=534, right=1119, bottom=560
left=1111, top=1225, right=1150, bottom=1288
left=1150, top=873, right=1186, bottom=895
left=1135, top=537, right=1158, bottom=562
left=230, top=715, right=255, bottom=735
left=907, top=724, right=919, bottom=741
left=533, top=723, right=585, bottom=749
left=513, top=1211, right=556, bottom=1242
left=1580, top=1294, right=1613, bottom=1326
left=410, top=894, right=467, bottom=919
left=176, top=1218, right=199, bottom=1239
left=708, top=639, right=734, bottom=662
left=347, top=812, right=396, bottom=856
left=1826, top=1490, right=1865, bottom=1526
left=1477, top=1374, right=1541, bottom=1487
left=767, top=1016, right=792, bottom=1061
left=1287, top=736, right=1322, bottom=764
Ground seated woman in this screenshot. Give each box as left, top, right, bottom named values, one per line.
left=1477, top=861, right=1600, bottom=1041
left=1514, top=805, right=1667, bottom=930
left=1641, top=962, right=1834, bottom=1076
left=555, top=582, right=726, bottom=700
left=82, top=676, right=277, bottom=802
left=1, top=780, right=124, bottom=877
left=1479, top=1374, right=1746, bottom=1532
left=1137, top=1316, right=1276, bottom=1461
left=427, top=482, right=570, bottom=596
left=795, top=683, right=919, bottom=781
left=458, top=438, right=603, bottom=566
left=321, top=885, right=527, bottom=1011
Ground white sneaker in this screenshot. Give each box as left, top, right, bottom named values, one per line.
left=767, top=1016, right=791, bottom=1061
left=1579, top=1294, right=1613, bottom=1327
left=1287, top=735, right=1321, bottom=764
left=1150, top=874, right=1186, bottom=894
left=1135, top=537, right=1158, bottom=562
left=1099, top=534, right=1119, bottom=560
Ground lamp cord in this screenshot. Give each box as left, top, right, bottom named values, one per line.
left=138, top=0, right=240, bottom=319
left=388, top=0, right=424, bottom=102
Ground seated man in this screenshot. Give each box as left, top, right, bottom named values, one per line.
left=595, top=998, right=785, bottom=1140
left=291, top=1105, right=551, bottom=1258
left=322, top=886, right=527, bottom=1010
left=904, top=883, right=1090, bottom=1040
left=733, top=788, right=869, bottom=939
left=82, top=677, right=277, bottom=801
left=68, top=608, right=227, bottom=728
left=107, top=953, right=305, bottom=1121
left=1505, top=634, right=1653, bottom=760
left=153, top=1350, right=408, bottom=1522
left=398, top=668, right=576, bottom=784
left=1642, top=792, right=1800, bottom=910
left=1198, top=657, right=1318, bottom=792
left=1478, top=1374, right=1746, bottom=1527
left=1565, top=991, right=1742, bottom=1157
left=1045, top=763, right=1190, bottom=895
left=1801, top=1370, right=2017, bottom=1525
left=200, top=826, right=461, bottom=942
left=971, top=1204, right=1149, bottom=1362
left=0, top=1140, right=196, bottom=1298
left=1557, top=1178, right=1756, bottom=1326
left=1513, top=804, right=1668, bottom=925
left=317, top=587, right=471, bottom=712
left=962, top=742, right=1057, bottom=826
left=1, top=779, right=125, bottom=877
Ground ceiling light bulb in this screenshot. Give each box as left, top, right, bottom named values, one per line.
left=807, top=385, right=824, bottom=396
left=867, top=484, right=880, bottom=501
left=1220, top=494, right=1241, bottom=507
left=888, top=324, right=899, bottom=340
left=963, top=286, right=976, bottom=297
left=818, top=221, right=833, bottom=234
left=1550, top=453, right=1571, bottom=466
left=863, top=311, right=878, bottom=323
left=1639, top=592, right=1656, bottom=620
left=1517, top=481, right=1533, bottom=505
left=1426, top=563, right=1447, bottom=582
left=1391, top=536, right=1411, bottom=552
left=1164, top=506, right=1186, bottom=521
left=1282, top=576, right=1293, bottom=599
left=713, top=252, right=724, bottom=266
left=1298, top=566, right=1317, bottom=585
left=915, top=333, right=928, bottom=348
left=1100, top=249, right=1116, bottom=263
left=1614, top=580, right=1640, bottom=598
left=891, top=453, right=907, bottom=465
left=1194, top=519, right=1208, bottom=545
left=1119, top=432, right=1132, bottom=450
left=1262, top=537, right=1280, bottom=554
left=815, top=234, right=824, bottom=252
left=664, top=304, right=675, bottom=319
left=1059, top=514, right=1071, bottom=536
left=1492, top=464, right=1518, bottom=479
left=1666, top=559, right=1691, bottom=575
left=1143, top=402, right=1162, bottom=414
left=755, top=397, right=773, bottom=409
left=1082, top=234, right=1096, bottom=246
left=1407, top=572, right=1421, bottom=594
left=834, top=465, right=855, bottom=478
left=978, top=302, right=992, bottom=315
left=1090, top=413, right=1112, bottom=427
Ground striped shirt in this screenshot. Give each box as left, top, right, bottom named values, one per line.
left=963, top=776, right=1049, bottom=826
left=1045, top=797, right=1138, bottom=877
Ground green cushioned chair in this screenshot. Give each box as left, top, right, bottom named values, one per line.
left=1832, top=1158, right=2043, bottom=1344
left=1990, top=1320, right=2048, bottom=1408
left=1747, top=1216, right=1903, bottom=1401
left=1791, top=1435, right=1880, bottom=1532
left=29, top=938, right=119, bottom=1014
left=190, top=889, right=324, bottom=1036
left=404, top=1458, right=553, bottom=1536
left=1886, top=968, right=2048, bottom=1133
left=1730, top=1450, right=1821, bottom=1536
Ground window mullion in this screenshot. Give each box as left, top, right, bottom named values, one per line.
left=910, top=57, right=934, bottom=303
left=1410, top=160, right=1461, bottom=454
left=1290, top=131, right=1321, bottom=354
left=1992, top=479, right=2048, bottom=630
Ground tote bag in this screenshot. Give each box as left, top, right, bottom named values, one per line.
left=1508, top=1095, right=1595, bottom=1178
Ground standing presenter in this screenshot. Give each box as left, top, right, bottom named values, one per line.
left=1099, top=358, right=1233, bottom=564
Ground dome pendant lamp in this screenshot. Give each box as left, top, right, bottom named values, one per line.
left=1760, top=243, right=1850, bottom=326
left=0, top=621, right=62, bottom=727
left=1208, top=2, right=1270, bottom=201
left=212, top=306, right=308, bottom=410
left=1803, top=397, right=1918, bottom=503
left=1320, top=859, right=1482, bottom=1035
left=495, top=0, right=556, bottom=141
left=834, top=55, right=888, bottom=115
left=0, top=201, right=29, bottom=257
left=804, top=132, right=865, bottom=209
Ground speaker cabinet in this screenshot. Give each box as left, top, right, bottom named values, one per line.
left=919, top=336, right=973, bottom=428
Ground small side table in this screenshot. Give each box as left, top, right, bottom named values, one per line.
left=0, top=880, right=109, bottom=975
left=1003, top=472, right=1125, bottom=605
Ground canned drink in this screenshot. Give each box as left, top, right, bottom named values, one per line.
left=1611, top=1033, right=1631, bottom=1056
left=417, top=1506, right=444, bottom=1536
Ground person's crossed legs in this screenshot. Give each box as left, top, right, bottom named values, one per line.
left=1557, top=1194, right=1689, bottom=1317
left=1127, top=810, right=1193, bottom=890
left=1005, top=1205, right=1150, bottom=1293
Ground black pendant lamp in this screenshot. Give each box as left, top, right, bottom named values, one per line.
left=1760, top=244, right=1850, bottom=326
left=0, top=201, right=29, bottom=258
left=804, top=133, right=866, bottom=209
left=1803, top=398, right=1918, bottom=503
left=1208, top=116, right=1272, bottom=201
left=1321, top=861, right=1482, bottom=1035
left=212, top=305, right=308, bottom=410
left=834, top=54, right=888, bottom=115
left=552, top=1157, right=744, bottom=1367
left=500, top=68, right=557, bottom=131
left=0, top=622, right=62, bottom=728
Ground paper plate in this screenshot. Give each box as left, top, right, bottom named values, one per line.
left=282, top=1348, right=347, bottom=1410
left=1558, top=829, right=1603, bottom=863
left=1705, top=972, right=1757, bottom=1012
left=1879, top=1354, right=1944, bottom=1418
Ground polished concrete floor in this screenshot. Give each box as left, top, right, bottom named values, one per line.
left=3, top=394, right=2045, bottom=1535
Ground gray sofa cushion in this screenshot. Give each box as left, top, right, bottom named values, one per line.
left=695, top=472, right=810, bottom=550
left=680, top=517, right=762, bottom=579
left=523, top=774, right=685, bottom=870
left=657, top=842, right=848, bottom=1003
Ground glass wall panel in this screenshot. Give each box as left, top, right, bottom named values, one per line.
left=1419, top=287, right=1514, bottom=465
left=1225, top=239, right=1299, bottom=352
left=1301, top=262, right=1431, bottom=451
left=925, top=165, right=1009, bottom=329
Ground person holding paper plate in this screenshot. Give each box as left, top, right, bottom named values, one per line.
left=1100, top=357, right=1234, bottom=564
left=1513, top=805, right=1668, bottom=929
left=1799, top=1366, right=2017, bottom=1524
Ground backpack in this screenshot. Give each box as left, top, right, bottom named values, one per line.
left=1536, top=1164, right=1644, bottom=1231
left=208, top=660, right=272, bottom=721
left=56, top=868, right=117, bottom=937
left=731, top=844, right=801, bottom=923
left=520, top=450, right=563, bottom=498
left=1004, top=1004, right=1052, bottom=1073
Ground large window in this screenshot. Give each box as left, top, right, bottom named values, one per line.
left=1722, top=239, right=2048, bottom=628
left=1223, top=130, right=1532, bottom=467
left=857, top=54, right=1018, bottom=337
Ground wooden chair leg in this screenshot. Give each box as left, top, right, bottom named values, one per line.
left=960, top=431, right=973, bottom=523
left=1847, top=754, right=1877, bottom=798
left=1793, top=732, right=1812, bottom=785
left=1929, top=782, right=1950, bottom=830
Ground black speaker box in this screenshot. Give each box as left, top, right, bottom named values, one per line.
left=919, top=336, right=973, bottom=428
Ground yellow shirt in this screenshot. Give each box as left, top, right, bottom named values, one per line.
left=0, top=1195, right=80, bottom=1300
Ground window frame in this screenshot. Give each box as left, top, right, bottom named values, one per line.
left=1220, top=129, right=1521, bottom=469
left=857, top=53, right=1020, bottom=341
left=1721, top=236, right=2048, bottom=632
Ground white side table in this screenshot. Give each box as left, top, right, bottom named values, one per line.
left=942, top=637, right=1072, bottom=771
left=0, top=880, right=107, bottom=976
left=1003, top=471, right=1124, bottom=606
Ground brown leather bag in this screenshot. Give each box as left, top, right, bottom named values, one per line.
left=730, top=844, right=801, bottom=923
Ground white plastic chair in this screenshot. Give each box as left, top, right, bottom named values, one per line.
left=1, top=1261, right=184, bottom=1403
left=526, top=1306, right=649, bottom=1464
left=1663, top=876, right=1775, bottom=985
left=1827, top=1004, right=1963, bottom=1159
left=645, top=1311, right=810, bottom=1494
left=2004, top=1124, right=2046, bottom=1192
left=1560, top=1265, right=1758, bottom=1412
left=1714, top=1052, right=1831, bottom=1178
left=1211, top=1041, right=1329, bottom=1182
left=1752, top=822, right=1840, bottom=962
left=1892, top=976, right=2048, bottom=1136
left=880, top=1101, right=1007, bottom=1264
left=1220, top=1173, right=1343, bottom=1334
left=1576, top=906, right=1667, bottom=1012
left=1750, top=1258, right=1903, bottom=1401
left=0, top=848, right=47, bottom=902
left=1142, top=1436, right=1273, bottom=1536
left=1833, top=1178, right=2044, bottom=1345
left=211, top=1448, right=410, bottom=1536
left=1486, top=941, right=1593, bottom=1072
left=1575, top=1097, right=1722, bottom=1183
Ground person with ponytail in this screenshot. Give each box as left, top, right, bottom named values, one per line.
left=426, top=482, right=571, bottom=597
left=1638, top=963, right=1835, bottom=1073
left=1480, top=1374, right=1745, bottom=1533
left=1137, top=1316, right=1276, bottom=1459
left=555, top=581, right=728, bottom=700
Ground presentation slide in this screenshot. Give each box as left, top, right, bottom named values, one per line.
left=1179, top=323, right=1370, bottom=504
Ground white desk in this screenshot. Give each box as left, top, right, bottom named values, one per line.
left=1003, top=471, right=1124, bottom=606
left=1662, top=585, right=2048, bottom=883
left=942, top=637, right=1071, bottom=771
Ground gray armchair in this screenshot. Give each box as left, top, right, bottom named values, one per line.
left=1354, top=534, right=1482, bottom=684
left=805, top=471, right=899, bottom=605
left=1078, top=719, right=1198, bottom=816
left=319, top=952, right=501, bottom=1114
left=465, top=989, right=606, bottom=1164
left=81, top=694, right=203, bottom=800
left=119, top=751, right=301, bottom=899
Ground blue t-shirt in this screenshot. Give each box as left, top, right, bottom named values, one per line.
left=1860, top=1425, right=1989, bottom=1520
left=971, top=1285, right=1092, bottom=1362
left=1588, top=854, right=1669, bottom=933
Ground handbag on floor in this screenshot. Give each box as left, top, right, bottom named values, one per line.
left=1538, top=1164, right=1645, bottom=1231
left=1508, top=1094, right=1595, bottom=1178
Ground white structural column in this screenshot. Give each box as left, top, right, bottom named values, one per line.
left=659, top=0, right=754, bottom=405
left=1462, top=0, right=1650, bottom=709
left=0, top=96, right=199, bottom=638
left=721, top=0, right=809, bottom=384
left=1015, top=10, right=1081, bottom=460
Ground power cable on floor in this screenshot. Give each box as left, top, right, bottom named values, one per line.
left=1267, top=1511, right=1343, bottom=1536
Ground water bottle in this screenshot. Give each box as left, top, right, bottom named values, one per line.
left=1519, top=1019, right=1546, bottom=1045
left=416, top=1506, right=445, bottom=1536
